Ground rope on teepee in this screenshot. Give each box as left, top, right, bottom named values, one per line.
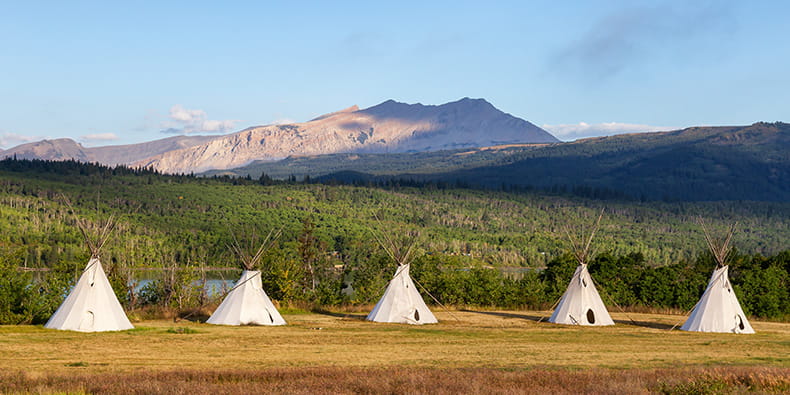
left=412, top=276, right=460, bottom=322
left=536, top=293, right=563, bottom=323
left=590, top=275, right=638, bottom=325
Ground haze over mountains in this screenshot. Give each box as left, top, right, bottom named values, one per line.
left=1, top=98, right=557, bottom=174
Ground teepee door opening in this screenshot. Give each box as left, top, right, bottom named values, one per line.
left=79, top=311, right=95, bottom=331
left=586, top=309, right=596, bottom=324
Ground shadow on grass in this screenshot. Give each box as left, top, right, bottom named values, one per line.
left=312, top=308, right=368, bottom=321
left=462, top=310, right=678, bottom=330
left=614, top=319, right=677, bottom=331
left=460, top=309, right=547, bottom=322
left=175, top=311, right=211, bottom=324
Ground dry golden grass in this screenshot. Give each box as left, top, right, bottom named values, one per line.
left=1, top=366, right=788, bottom=394
left=1, top=310, right=788, bottom=393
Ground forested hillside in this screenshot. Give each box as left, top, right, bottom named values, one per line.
left=0, top=158, right=788, bottom=323
left=426, top=122, right=790, bottom=201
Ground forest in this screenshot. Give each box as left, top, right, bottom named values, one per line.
left=0, top=158, right=788, bottom=324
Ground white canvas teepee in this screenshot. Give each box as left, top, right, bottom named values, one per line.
left=45, top=258, right=134, bottom=332
left=367, top=263, right=437, bottom=324
left=548, top=263, right=614, bottom=325
left=681, top=222, right=755, bottom=334
left=366, top=226, right=437, bottom=325
left=207, top=228, right=286, bottom=326
left=45, top=214, right=133, bottom=332
left=207, top=270, right=286, bottom=326
left=548, top=211, right=614, bottom=326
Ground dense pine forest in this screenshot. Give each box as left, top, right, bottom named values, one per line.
left=0, top=158, right=788, bottom=324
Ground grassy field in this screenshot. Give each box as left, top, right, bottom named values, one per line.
left=1, top=310, right=788, bottom=393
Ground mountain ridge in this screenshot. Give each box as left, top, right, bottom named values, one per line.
left=0, top=135, right=220, bottom=166
left=1, top=98, right=557, bottom=174
left=135, top=97, right=557, bottom=173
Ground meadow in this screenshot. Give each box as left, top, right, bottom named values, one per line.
left=1, top=310, right=788, bottom=393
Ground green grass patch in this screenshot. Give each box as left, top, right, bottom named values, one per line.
left=125, top=327, right=157, bottom=333
left=166, top=327, right=199, bottom=334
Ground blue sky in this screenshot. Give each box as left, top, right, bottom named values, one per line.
left=1, top=1, right=788, bottom=147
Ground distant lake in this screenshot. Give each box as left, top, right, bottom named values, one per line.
left=131, top=269, right=239, bottom=297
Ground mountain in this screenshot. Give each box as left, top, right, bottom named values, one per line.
left=290, top=122, right=788, bottom=202
left=1, top=98, right=555, bottom=174
left=0, top=135, right=219, bottom=166
left=1, top=138, right=92, bottom=162
left=133, top=98, right=557, bottom=173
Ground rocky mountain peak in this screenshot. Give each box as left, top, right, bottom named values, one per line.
left=310, top=105, right=361, bottom=122
left=2, top=98, right=558, bottom=174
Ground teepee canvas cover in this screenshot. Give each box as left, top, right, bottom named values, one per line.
left=548, top=211, right=614, bottom=326
left=207, top=228, right=285, bottom=326
left=680, top=266, right=754, bottom=333
left=46, top=211, right=133, bottom=332
left=366, top=225, right=437, bottom=325
left=548, top=263, right=614, bottom=325
left=681, top=222, right=754, bottom=334
left=45, top=258, right=133, bottom=332
left=207, top=270, right=286, bottom=326
left=367, top=263, right=437, bottom=324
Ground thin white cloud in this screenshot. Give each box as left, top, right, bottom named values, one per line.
left=169, top=105, right=205, bottom=123
left=0, top=132, right=42, bottom=149
left=160, top=105, right=239, bottom=135
left=80, top=133, right=119, bottom=142
left=272, top=118, right=296, bottom=125
left=543, top=122, right=674, bottom=141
